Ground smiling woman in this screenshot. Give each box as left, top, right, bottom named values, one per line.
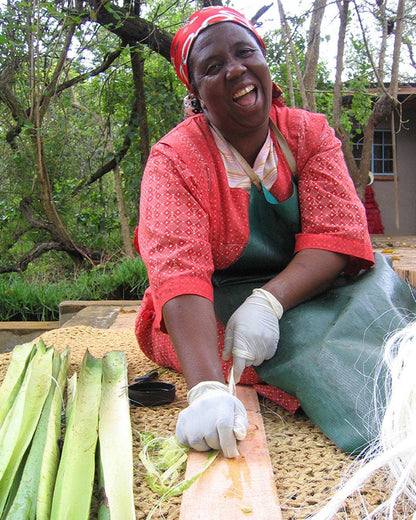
left=133, top=6, right=416, bottom=460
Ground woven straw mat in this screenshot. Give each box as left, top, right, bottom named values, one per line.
left=0, top=325, right=409, bottom=519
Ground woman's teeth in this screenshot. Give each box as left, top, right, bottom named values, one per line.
left=233, top=85, right=255, bottom=100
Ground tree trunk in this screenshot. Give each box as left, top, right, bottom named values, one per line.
left=358, top=0, right=404, bottom=197
left=332, top=0, right=349, bottom=128
left=388, top=0, right=405, bottom=99
left=276, top=0, right=310, bottom=110
left=377, top=0, right=388, bottom=81
left=5, top=5, right=95, bottom=267
left=285, top=48, right=296, bottom=108
left=331, top=0, right=364, bottom=197
left=303, top=0, right=327, bottom=112
left=130, top=44, right=150, bottom=216
left=113, top=164, right=134, bottom=257
left=29, top=120, right=89, bottom=264
left=276, top=3, right=295, bottom=107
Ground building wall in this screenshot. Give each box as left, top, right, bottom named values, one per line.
left=372, top=107, right=416, bottom=234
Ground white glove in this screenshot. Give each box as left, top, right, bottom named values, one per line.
left=223, top=288, right=283, bottom=384
left=175, top=381, right=248, bottom=458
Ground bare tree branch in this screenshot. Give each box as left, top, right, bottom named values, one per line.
left=404, top=39, right=416, bottom=68
left=332, top=0, right=363, bottom=196
left=251, top=4, right=273, bottom=26
left=2, top=47, right=125, bottom=149
left=18, top=197, right=98, bottom=265
left=87, top=0, right=173, bottom=60
left=353, top=0, right=393, bottom=101
left=38, top=22, right=76, bottom=121
left=19, top=197, right=55, bottom=234
left=277, top=0, right=310, bottom=110
left=54, top=46, right=125, bottom=95
left=0, top=242, right=66, bottom=274
left=71, top=36, right=152, bottom=194
left=71, top=98, right=139, bottom=193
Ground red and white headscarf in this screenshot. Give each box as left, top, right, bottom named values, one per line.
left=170, top=6, right=266, bottom=91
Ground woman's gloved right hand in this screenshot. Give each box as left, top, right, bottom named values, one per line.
left=175, top=381, right=248, bottom=458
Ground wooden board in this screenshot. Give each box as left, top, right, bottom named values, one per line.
left=109, top=307, right=139, bottom=329
left=0, top=321, right=59, bottom=331
left=373, top=246, right=416, bottom=289
left=59, top=300, right=142, bottom=326
left=393, top=265, right=416, bottom=289
left=179, top=386, right=282, bottom=520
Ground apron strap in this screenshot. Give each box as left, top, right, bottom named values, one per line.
left=269, top=118, right=296, bottom=175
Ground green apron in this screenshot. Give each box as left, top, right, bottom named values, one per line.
left=212, top=182, right=300, bottom=325
left=212, top=184, right=416, bottom=454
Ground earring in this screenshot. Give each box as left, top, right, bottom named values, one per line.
left=183, top=94, right=195, bottom=118
left=183, top=92, right=203, bottom=117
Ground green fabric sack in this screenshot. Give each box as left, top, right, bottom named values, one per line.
left=212, top=185, right=415, bottom=453
left=255, top=252, right=416, bottom=453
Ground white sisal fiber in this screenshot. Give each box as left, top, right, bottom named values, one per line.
left=309, top=319, right=416, bottom=520
left=228, top=366, right=237, bottom=395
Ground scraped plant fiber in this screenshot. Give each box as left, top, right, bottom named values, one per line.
left=0, top=326, right=404, bottom=519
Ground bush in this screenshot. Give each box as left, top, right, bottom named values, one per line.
left=0, top=257, right=148, bottom=321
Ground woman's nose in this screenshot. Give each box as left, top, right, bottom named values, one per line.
left=225, top=58, right=246, bottom=80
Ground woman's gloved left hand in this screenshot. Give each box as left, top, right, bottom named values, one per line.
left=222, top=288, right=284, bottom=383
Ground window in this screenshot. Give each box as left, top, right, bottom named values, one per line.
left=352, top=128, right=394, bottom=178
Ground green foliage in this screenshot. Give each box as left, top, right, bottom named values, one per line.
left=263, top=28, right=333, bottom=113
left=337, top=37, right=375, bottom=135
left=345, top=78, right=373, bottom=131
left=144, top=51, right=186, bottom=142
left=0, top=0, right=190, bottom=270
left=0, top=257, right=148, bottom=321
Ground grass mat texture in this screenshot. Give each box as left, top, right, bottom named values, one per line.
left=0, top=326, right=409, bottom=519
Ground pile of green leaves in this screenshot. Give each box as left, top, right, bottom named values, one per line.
left=0, top=341, right=135, bottom=519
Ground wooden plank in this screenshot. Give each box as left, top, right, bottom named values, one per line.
left=59, top=300, right=142, bottom=326
left=373, top=246, right=416, bottom=289
left=0, top=321, right=59, bottom=331
left=394, top=266, right=416, bottom=289
left=59, top=299, right=142, bottom=309
left=0, top=322, right=60, bottom=353
left=179, top=386, right=282, bottom=520
left=60, top=305, right=121, bottom=329
left=109, top=307, right=139, bottom=329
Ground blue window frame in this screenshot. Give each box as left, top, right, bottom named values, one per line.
left=352, top=128, right=394, bottom=177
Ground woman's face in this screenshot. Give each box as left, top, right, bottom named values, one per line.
left=189, top=22, right=272, bottom=143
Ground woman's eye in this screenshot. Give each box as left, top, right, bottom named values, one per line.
left=239, top=48, right=255, bottom=57
left=206, top=63, right=221, bottom=75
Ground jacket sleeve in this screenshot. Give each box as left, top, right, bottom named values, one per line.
left=137, top=145, right=215, bottom=329
left=279, top=108, right=374, bottom=274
